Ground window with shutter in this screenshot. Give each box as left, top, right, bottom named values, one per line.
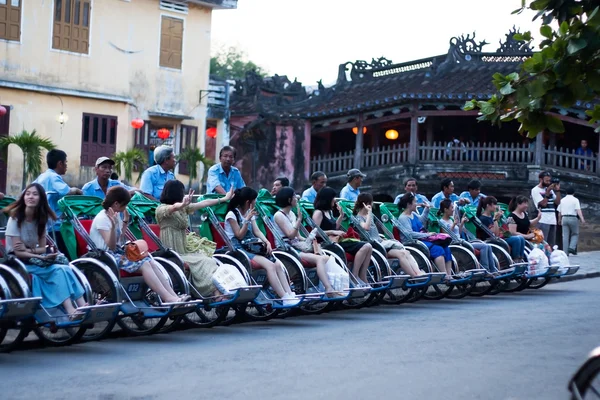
left=0, top=0, right=21, bottom=42
left=52, top=0, right=91, bottom=54
left=178, top=125, right=198, bottom=175
left=159, top=16, right=183, bottom=69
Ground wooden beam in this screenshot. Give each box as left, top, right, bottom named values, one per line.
left=354, top=113, right=364, bottom=169
left=552, top=113, right=597, bottom=129
left=408, top=114, right=418, bottom=164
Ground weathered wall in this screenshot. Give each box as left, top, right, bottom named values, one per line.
left=229, top=116, right=309, bottom=190
left=0, top=0, right=214, bottom=192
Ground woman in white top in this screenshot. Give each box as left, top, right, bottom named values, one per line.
left=90, top=186, right=187, bottom=303
left=225, top=187, right=296, bottom=304
left=273, top=187, right=340, bottom=296
left=353, top=193, right=424, bottom=277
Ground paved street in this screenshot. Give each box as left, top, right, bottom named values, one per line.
left=1, top=277, right=599, bottom=400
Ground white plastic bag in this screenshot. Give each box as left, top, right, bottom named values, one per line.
left=320, top=256, right=349, bottom=292
left=549, top=245, right=569, bottom=267
left=212, top=264, right=247, bottom=294
left=527, top=247, right=549, bottom=274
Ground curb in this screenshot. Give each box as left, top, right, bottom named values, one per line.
left=551, top=271, right=600, bottom=284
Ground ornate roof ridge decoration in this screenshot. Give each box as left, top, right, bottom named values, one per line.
left=233, top=70, right=306, bottom=98
left=496, top=25, right=533, bottom=54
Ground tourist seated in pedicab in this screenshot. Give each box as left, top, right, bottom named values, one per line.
left=353, top=193, right=425, bottom=278
left=311, top=186, right=373, bottom=288
left=397, top=192, right=454, bottom=279
left=155, top=180, right=247, bottom=298
left=437, top=199, right=498, bottom=273
left=89, top=186, right=189, bottom=303
left=506, top=195, right=543, bottom=243
left=273, top=187, right=344, bottom=297
left=476, top=196, right=527, bottom=263
left=4, top=183, right=87, bottom=320
left=225, top=187, right=297, bottom=305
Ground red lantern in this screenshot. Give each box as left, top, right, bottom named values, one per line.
left=0, top=105, right=6, bottom=117
left=206, top=127, right=217, bottom=138
left=157, top=128, right=171, bottom=140
left=131, top=118, right=144, bottom=129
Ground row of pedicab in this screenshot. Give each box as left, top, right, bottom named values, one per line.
left=0, top=190, right=579, bottom=352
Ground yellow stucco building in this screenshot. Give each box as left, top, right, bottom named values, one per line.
left=0, top=0, right=235, bottom=194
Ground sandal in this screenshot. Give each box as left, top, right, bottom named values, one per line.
left=68, top=311, right=86, bottom=321
left=178, top=294, right=192, bottom=302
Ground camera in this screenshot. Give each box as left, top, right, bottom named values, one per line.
left=551, top=177, right=560, bottom=184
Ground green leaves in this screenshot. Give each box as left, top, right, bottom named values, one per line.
left=545, top=114, right=565, bottom=133
left=567, top=38, right=588, bottom=54
left=540, top=25, right=553, bottom=38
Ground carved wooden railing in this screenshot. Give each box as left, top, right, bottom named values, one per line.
left=311, top=141, right=599, bottom=176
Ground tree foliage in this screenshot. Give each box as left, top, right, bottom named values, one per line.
left=0, top=129, right=56, bottom=190
left=177, top=148, right=214, bottom=188
left=113, top=148, right=147, bottom=184
left=210, top=46, right=267, bottom=80
left=464, top=0, right=600, bottom=137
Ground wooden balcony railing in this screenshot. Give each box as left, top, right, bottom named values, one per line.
left=310, top=141, right=598, bottom=176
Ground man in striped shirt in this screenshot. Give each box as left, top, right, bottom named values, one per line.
left=531, top=171, right=562, bottom=247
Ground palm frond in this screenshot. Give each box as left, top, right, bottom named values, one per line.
left=178, top=148, right=215, bottom=187
left=113, top=148, right=147, bottom=184
left=0, top=129, right=57, bottom=189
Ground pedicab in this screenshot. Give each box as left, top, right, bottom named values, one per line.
left=197, top=193, right=308, bottom=322
left=0, top=196, right=121, bottom=346
left=569, top=346, right=600, bottom=400
left=125, top=192, right=261, bottom=327
left=375, top=202, right=480, bottom=300
left=254, top=192, right=353, bottom=314
left=58, top=195, right=198, bottom=337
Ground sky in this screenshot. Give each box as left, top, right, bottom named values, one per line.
left=211, top=0, right=541, bottom=86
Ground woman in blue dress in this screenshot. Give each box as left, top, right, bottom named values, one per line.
left=397, top=192, right=454, bottom=278
left=4, top=183, right=87, bottom=319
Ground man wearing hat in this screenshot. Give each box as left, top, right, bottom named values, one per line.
left=340, top=168, right=366, bottom=201
left=82, top=157, right=137, bottom=199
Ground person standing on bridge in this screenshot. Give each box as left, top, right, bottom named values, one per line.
left=339, top=169, right=366, bottom=201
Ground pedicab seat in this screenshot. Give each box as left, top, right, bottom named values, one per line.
left=75, top=219, right=143, bottom=278
left=210, top=222, right=261, bottom=270
left=142, top=224, right=161, bottom=253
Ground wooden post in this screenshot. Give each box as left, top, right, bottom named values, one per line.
left=426, top=117, right=434, bottom=145
left=353, top=113, right=364, bottom=169
left=535, top=131, right=544, bottom=166
left=408, top=114, right=418, bottom=164
left=597, top=140, right=600, bottom=176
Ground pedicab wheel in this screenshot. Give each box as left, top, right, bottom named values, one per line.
left=153, top=258, right=188, bottom=333
left=501, top=275, right=529, bottom=292
left=236, top=302, right=279, bottom=322
left=343, top=258, right=383, bottom=309
left=469, top=279, right=495, bottom=297
left=569, top=353, right=600, bottom=400
left=117, top=290, right=168, bottom=336
left=422, top=282, right=452, bottom=300
left=300, top=298, right=336, bottom=314
left=0, top=272, right=33, bottom=352
left=182, top=304, right=229, bottom=328
left=77, top=264, right=118, bottom=341
left=526, top=276, right=551, bottom=289
left=34, top=322, right=87, bottom=347
left=381, top=286, right=415, bottom=305
left=446, top=281, right=474, bottom=300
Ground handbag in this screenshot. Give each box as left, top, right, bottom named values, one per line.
left=185, top=232, right=217, bottom=257
left=529, top=228, right=544, bottom=244
left=339, top=226, right=361, bottom=243
left=241, top=238, right=269, bottom=256
left=422, top=233, right=452, bottom=246
left=124, top=240, right=149, bottom=262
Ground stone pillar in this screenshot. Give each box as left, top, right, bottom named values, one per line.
left=353, top=113, right=364, bottom=169
left=408, top=114, right=418, bottom=164
left=304, top=120, right=312, bottom=182
left=426, top=117, right=434, bottom=145
left=534, top=131, right=544, bottom=166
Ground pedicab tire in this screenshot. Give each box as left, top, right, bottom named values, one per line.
left=0, top=268, right=32, bottom=352
left=34, top=323, right=87, bottom=347
left=569, top=354, right=600, bottom=400
left=182, top=304, right=229, bottom=328
left=526, top=276, right=551, bottom=289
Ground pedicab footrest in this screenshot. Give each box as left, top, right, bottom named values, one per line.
left=382, top=275, right=410, bottom=290
left=0, top=297, right=42, bottom=319
left=347, top=286, right=371, bottom=298
left=527, top=266, right=559, bottom=278
left=551, top=265, right=580, bottom=277
left=210, top=285, right=263, bottom=306
left=427, top=273, right=447, bottom=285
left=78, top=302, right=121, bottom=324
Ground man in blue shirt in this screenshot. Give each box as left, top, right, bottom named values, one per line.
left=33, top=149, right=82, bottom=256
left=339, top=168, right=365, bottom=201
left=458, top=179, right=486, bottom=208
left=82, top=157, right=138, bottom=199
left=575, top=139, right=594, bottom=170
left=394, top=177, right=430, bottom=205
left=431, top=178, right=469, bottom=208
left=140, top=145, right=176, bottom=200
left=301, top=171, right=327, bottom=203
left=206, top=146, right=245, bottom=194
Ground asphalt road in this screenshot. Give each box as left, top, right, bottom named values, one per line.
left=1, top=278, right=599, bottom=400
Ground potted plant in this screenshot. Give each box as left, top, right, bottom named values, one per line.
left=112, top=148, right=147, bottom=184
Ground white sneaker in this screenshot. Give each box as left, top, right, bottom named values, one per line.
left=281, top=293, right=297, bottom=306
